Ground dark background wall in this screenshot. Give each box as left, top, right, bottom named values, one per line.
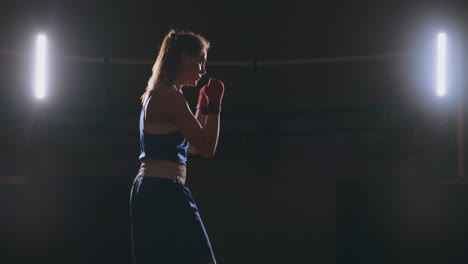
left=1, top=1, right=468, bottom=263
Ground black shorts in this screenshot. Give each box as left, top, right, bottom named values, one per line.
left=130, top=177, right=216, bottom=264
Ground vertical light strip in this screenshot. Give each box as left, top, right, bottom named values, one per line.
left=35, top=34, right=47, bottom=99
left=437, top=32, right=446, bottom=97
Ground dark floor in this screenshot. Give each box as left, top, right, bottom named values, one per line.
left=2, top=173, right=468, bottom=264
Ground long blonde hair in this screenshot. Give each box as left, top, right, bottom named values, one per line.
left=140, top=29, right=210, bottom=105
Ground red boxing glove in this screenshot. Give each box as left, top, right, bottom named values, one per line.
left=204, top=78, right=225, bottom=114
left=196, top=86, right=208, bottom=114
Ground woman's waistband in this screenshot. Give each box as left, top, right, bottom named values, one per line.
left=136, top=158, right=186, bottom=184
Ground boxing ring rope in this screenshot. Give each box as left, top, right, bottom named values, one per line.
left=0, top=48, right=408, bottom=65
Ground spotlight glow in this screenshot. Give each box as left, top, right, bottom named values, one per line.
left=35, top=34, right=47, bottom=99
left=437, top=32, right=446, bottom=97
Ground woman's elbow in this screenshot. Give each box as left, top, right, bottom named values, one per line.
left=198, top=149, right=216, bottom=159
left=190, top=142, right=216, bottom=158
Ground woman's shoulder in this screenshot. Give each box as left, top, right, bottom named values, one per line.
left=149, top=83, right=184, bottom=107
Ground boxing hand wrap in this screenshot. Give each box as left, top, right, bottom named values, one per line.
left=204, top=78, right=225, bottom=114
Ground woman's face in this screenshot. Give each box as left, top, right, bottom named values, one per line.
left=180, top=50, right=207, bottom=87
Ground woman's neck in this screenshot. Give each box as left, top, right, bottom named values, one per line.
left=172, top=80, right=183, bottom=92
left=161, top=78, right=182, bottom=93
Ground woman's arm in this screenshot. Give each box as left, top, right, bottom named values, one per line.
left=188, top=86, right=208, bottom=155
left=166, top=90, right=220, bottom=158
left=187, top=109, right=207, bottom=154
